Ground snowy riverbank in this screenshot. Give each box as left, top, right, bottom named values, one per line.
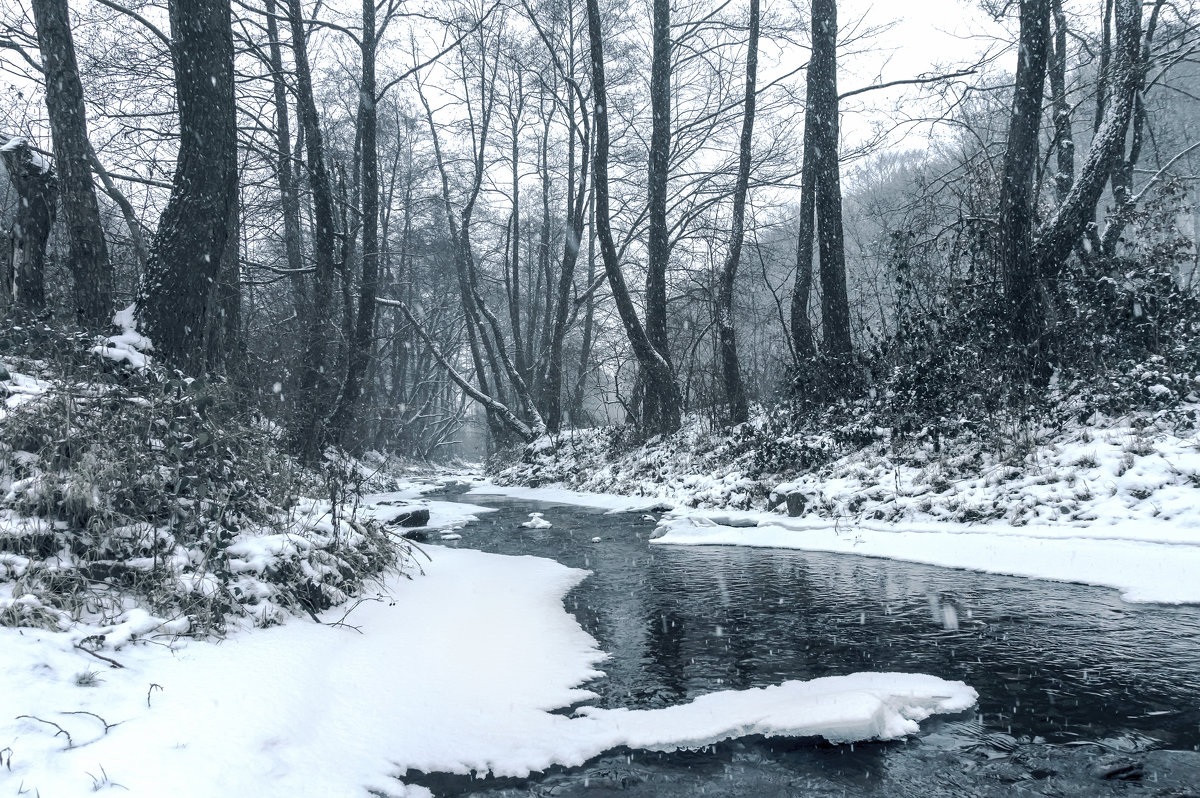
left=1, top=489, right=978, bottom=797
left=491, top=403, right=1200, bottom=530
left=468, top=482, right=1200, bottom=605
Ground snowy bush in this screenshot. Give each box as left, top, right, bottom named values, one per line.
left=0, top=316, right=413, bottom=638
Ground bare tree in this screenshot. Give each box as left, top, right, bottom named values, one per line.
left=30, top=0, right=113, bottom=327
left=716, top=0, right=758, bottom=425
left=790, top=0, right=852, bottom=380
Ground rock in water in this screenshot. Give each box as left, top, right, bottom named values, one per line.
left=395, top=508, right=431, bottom=527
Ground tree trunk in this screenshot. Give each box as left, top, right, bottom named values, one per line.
left=1101, top=0, right=1162, bottom=253
left=997, top=0, right=1052, bottom=359
left=810, top=0, right=852, bottom=366
left=206, top=187, right=241, bottom=371
left=507, top=76, right=527, bottom=380
left=1048, top=0, right=1074, bottom=204
left=716, top=0, right=758, bottom=425
left=136, top=0, right=237, bottom=373
left=572, top=185, right=597, bottom=425
left=30, top=0, right=113, bottom=328
left=789, top=96, right=819, bottom=364
left=545, top=87, right=590, bottom=433
left=1033, top=0, right=1142, bottom=274
left=643, top=0, right=681, bottom=433
left=286, top=0, right=340, bottom=457
left=1, top=139, right=57, bottom=310
left=264, top=0, right=309, bottom=321
left=586, top=0, right=680, bottom=437
left=329, top=0, right=380, bottom=447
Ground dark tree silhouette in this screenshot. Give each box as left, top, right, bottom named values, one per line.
left=30, top=0, right=113, bottom=328
left=137, top=0, right=238, bottom=373
left=1, top=138, right=56, bottom=309
left=717, top=0, right=759, bottom=425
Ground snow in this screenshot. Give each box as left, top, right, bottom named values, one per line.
left=573, top=672, right=976, bottom=748
left=520, top=511, right=553, bottom=528
left=1, top=498, right=976, bottom=796
left=0, top=136, right=51, bottom=173
left=0, top=367, right=51, bottom=422
left=652, top=511, right=1200, bottom=604
left=90, top=304, right=153, bottom=370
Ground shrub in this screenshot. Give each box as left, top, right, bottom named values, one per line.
left=1, top=315, right=410, bottom=636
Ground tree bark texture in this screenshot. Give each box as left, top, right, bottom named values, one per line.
left=791, top=0, right=849, bottom=378
left=1049, top=0, right=1074, bottom=205
left=1032, top=0, right=1142, bottom=274
left=264, top=0, right=309, bottom=321
left=642, top=0, right=681, bottom=433
left=1101, top=0, right=1161, bottom=253
left=544, top=86, right=590, bottom=433
left=810, top=0, right=852, bottom=364
left=789, top=98, right=819, bottom=363
left=136, top=0, right=237, bottom=373
left=30, top=0, right=113, bottom=327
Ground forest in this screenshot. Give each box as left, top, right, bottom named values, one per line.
left=1, top=0, right=1196, bottom=467
left=5, top=1, right=1200, bottom=794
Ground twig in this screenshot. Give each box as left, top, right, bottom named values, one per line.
left=74, top=644, right=125, bottom=670
left=146, top=683, right=163, bottom=708
left=839, top=68, right=978, bottom=101
left=324, top=596, right=384, bottom=634
left=60, top=711, right=120, bottom=734
left=16, top=715, right=73, bottom=748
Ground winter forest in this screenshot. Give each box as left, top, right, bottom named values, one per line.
left=4, top=0, right=1200, bottom=795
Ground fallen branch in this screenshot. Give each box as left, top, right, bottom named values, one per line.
left=74, top=643, right=126, bottom=670
left=377, top=296, right=541, bottom=441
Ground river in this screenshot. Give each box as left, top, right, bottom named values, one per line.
left=405, top=487, right=1200, bottom=796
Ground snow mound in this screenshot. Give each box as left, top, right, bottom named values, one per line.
left=521, top=511, right=553, bottom=528
left=1, top=367, right=50, bottom=422
left=573, top=672, right=977, bottom=750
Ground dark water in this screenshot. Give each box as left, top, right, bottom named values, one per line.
left=405, top=488, right=1200, bottom=797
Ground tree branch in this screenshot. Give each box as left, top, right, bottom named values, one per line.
left=839, top=68, right=978, bottom=101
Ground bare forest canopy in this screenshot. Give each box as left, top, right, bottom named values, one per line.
left=2, top=0, right=1199, bottom=461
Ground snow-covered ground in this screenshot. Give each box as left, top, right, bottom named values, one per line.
left=492, top=405, right=1200, bottom=531
left=468, top=482, right=1200, bottom=605
left=1, top=491, right=977, bottom=797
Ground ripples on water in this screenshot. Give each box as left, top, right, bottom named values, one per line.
left=409, top=491, right=1200, bottom=796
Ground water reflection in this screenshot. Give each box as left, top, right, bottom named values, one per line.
left=415, top=489, right=1200, bottom=795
